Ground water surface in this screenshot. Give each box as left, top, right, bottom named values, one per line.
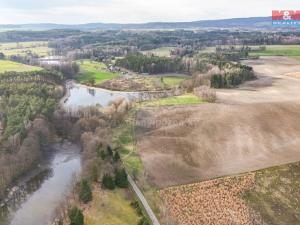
left=63, top=82, right=139, bottom=109
left=6, top=142, right=81, bottom=225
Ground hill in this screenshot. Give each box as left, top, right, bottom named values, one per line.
left=0, top=17, right=275, bottom=31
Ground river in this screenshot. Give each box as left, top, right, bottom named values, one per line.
left=1, top=80, right=171, bottom=225
left=1, top=141, right=81, bottom=225
left=1, top=82, right=139, bottom=225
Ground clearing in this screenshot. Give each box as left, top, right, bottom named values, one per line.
left=99, top=74, right=188, bottom=91
left=141, top=47, right=174, bottom=57
left=77, top=60, right=119, bottom=85
left=0, top=60, right=42, bottom=73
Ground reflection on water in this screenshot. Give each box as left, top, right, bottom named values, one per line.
left=63, top=82, right=139, bottom=109
left=0, top=142, right=81, bottom=225
left=0, top=169, right=53, bottom=225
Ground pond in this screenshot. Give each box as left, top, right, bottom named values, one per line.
left=63, top=81, right=140, bottom=109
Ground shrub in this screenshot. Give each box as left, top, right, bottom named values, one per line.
left=115, top=168, right=129, bottom=188
left=138, top=217, right=150, bottom=225
left=91, top=163, right=99, bottom=182
left=78, top=179, right=93, bottom=204
left=68, top=206, right=84, bottom=225
left=131, top=201, right=143, bottom=216
left=102, top=174, right=115, bottom=190
left=98, top=149, right=107, bottom=160
left=113, top=151, right=120, bottom=162
left=194, top=86, right=216, bottom=103
left=107, top=145, right=113, bottom=156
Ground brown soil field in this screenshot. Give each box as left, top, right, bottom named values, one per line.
left=136, top=56, right=300, bottom=188
left=160, top=173, right=262, bottom=225
left=160, top=162, right=300, bottom=225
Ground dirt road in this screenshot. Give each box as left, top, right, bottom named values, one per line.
left=137, top=56, right=300, bottom=188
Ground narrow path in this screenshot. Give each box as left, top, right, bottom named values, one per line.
left=127, top=175, right=160, bottom=225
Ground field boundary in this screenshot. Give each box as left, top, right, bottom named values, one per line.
left=127, top=175, right=160, bottom=225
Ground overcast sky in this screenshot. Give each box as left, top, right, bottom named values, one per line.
left=0, top=0, right=300, bottom=24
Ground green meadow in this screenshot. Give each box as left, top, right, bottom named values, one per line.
left=0, top=60, right=42, bottom=73
left=77, top=60, right=119, bottom=84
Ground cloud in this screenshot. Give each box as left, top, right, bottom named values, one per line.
left=0, top=0, right=300, bottom=24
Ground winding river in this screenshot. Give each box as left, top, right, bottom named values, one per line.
left=0, top=81, right=146, bottom=225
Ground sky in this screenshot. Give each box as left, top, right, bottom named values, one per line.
left=0, top=0, right=300, bottom=24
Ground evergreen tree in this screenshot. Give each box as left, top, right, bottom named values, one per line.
left=102, top=174, right=115, bottom=190
left=107, top=145, right=113, bottom=157
left=115, top=168, right=129, bottom=188
left=113, top=151, right=120, bottom=162
left=91, top=164, right=99, bottom=182
left=68, top=207, right=84, bottom=225
left=78, top=179, right=92, bottom=204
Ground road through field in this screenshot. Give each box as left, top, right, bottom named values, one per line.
left=137, top=56, right=300, bottom=188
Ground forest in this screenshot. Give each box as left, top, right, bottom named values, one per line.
left=0, top=70, right=64, bottom=199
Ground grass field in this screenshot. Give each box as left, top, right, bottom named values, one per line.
left=250, top=45, right=300, bottom=56
left=77, top=60, right=119, bottom=84
left=199, top=45, right=300, bottom=56
left=244, top=162, right=300, bottom=225
left=0, top=60, right=42, bottom=73
left=160, top=75, right=187, bottom=87
left=0, top=41, right=52, bottom=57
left=140, top=93, right=204, bottom=107
left=85, top=187, right=141, bottom=225
left=141, top=47, right=174, bottom=57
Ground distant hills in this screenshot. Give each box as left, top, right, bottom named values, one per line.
left=0, top=17, right=275, bottom=31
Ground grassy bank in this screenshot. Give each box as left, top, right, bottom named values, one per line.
left=140, top=93, right=204, bottom=107
left=0, top=60, right=42, bottom=73
left=113, top=110, right=143, bottom=176
left=85, top=188, right=141, bottom=225
left=77, top=60, right=119, bottom=84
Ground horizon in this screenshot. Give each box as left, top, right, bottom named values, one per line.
left=0, top=0, right=299, bottom=24
left=0, top=16, right=272, bottom=26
